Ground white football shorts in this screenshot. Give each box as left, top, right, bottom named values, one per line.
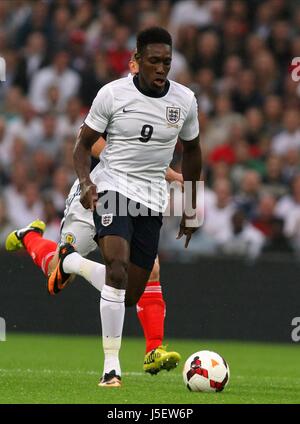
left=60, top=186, right=97, bottom=257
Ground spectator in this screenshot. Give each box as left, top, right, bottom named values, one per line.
left=15, top=1, right=50, bottom=48
left=208, top=161, right=231, bottom=187
left=167, top=49, right=188, bottom=81
left=35, top=114, right=62, bottom=159
left=71, top=0, right=94, bottom=31
left=7, top=98, right=42, bottom=149
left=282, top=149, right=300, bottom=184
left=3, top=163, right=30, bottom=227
left=29, top=50, right=80, bottom=113
left=170, top=0, right=212, bottom=30
left=252, top=193, right=277, bottom=237
left=271, top=109, right=300, bottom=156
left=263, top=95, right=283, bottom=137
left=253, top=50, right=279, bottom=96
left=268, top=20, right=291, bottom=72
left=191, top=31, right=223, bottom=77
left=60, top=136, right=77, bottom=179
left=46, top=166, right=72, bottom=217
left=0, top=196, right=14, bottom=248
left=231, top=70, right=263, bottom=113
left=9, top=181, right=44, bottom=228
left=106, top=25, right=131, bottom=77
left=234, top=170, right=262, bottom=219
left=202, top=178, right=235, bottom=244
left=156, top=0, right=173, bottom=30
left=254, top=2, right=274, bottom=39
left=222, top=15, right=248, bottom=57
left=85, top=11, right=118, bottom=54
left=208, top=122, right=246, bottom=167
left=217, top=54, right=243, bottom=94
left=245, top=34, right=267, bottom=64
left=13, top=32, right=48, bottom=94
left=48, top=7, right=72, bottom=53
left=263, top=217, right=294, bottom=254
left=79, top=51, right=112, bottom=107
left=57, top=96, right=84, bottom=139
left=0, top=50, right=19, bottom=101
left=230, top=140, right=252, bottom=189
left=209, top=0, right=226, bottom=33
left=205, top=95, right=245, bottom=152
left=261, top=154, right=287, bottom=198
left=8, top=136, right=29, bottom=170
left=275, top=174, right=300, bottom=218
left=68, top=29, right=89, bottom=74
left=245, top=107, right=266, bottom=149
left=30, top=149, right=54, bottom=190
left=220, top=209, right=265, bottom=260
left=175, top=25, right=198, bottom=66
left=195, top=68, right=217, bottom=115
left=0, top=117, right=13, bottom=172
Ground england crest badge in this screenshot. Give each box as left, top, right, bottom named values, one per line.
left=101, top=213, right=113, bottom=227
left=166, top=106, right=181, bottom=124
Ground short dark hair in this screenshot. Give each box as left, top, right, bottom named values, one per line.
left=136, top=27, right=172, bottom=55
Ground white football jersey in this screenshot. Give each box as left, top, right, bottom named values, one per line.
left=85, top=75, right=199, bottom=212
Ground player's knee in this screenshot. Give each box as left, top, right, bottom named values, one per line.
left=148, top=259, right=160, bottom=281
left=106, top=260, right=128, bottom=289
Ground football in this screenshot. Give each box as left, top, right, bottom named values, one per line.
left=183, top=350, right=230, bottom=392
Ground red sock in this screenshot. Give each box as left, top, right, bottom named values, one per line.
left=137, top=281, right=166, bottom=353
left=23, top=232, right=57, bottom=276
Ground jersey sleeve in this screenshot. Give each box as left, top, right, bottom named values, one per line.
left=179, top=95, right=199, bottom=141
left=84, top=84, right=113, bottom=133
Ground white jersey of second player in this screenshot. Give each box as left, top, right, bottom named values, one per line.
left=84, top=75, right=199, bottom=212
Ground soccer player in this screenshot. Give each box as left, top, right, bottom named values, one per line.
left=6, top=51, right=184, bottom=378
left=69, top=26, right=201, bottom=386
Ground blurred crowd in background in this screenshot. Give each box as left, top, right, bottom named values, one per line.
left=0, top=0, right=300, bottom=261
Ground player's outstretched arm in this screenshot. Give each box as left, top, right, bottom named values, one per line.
left=177, top=136, right=202, bottom=248
left=73, top=123, right=102, bottom=210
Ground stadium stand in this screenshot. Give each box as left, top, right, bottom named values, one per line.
left=0, top=0, right=300, bottom=261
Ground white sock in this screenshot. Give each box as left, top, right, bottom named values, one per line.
left=62, top=252, right=106, bottom=292
left=100, top=284, right=125, bottom=376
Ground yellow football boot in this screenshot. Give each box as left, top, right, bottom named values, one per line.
left=143, top=345, right=181, bottom=375
left=5, top=220, right=46, bottom=251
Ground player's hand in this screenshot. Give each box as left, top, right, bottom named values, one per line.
left=174, top=172, right=184, bottom=190
left=80, top=180, right=98, bottom=211
left=165, top=168, right=184, bottom=190
left=176, top=212, right=200, bottom=248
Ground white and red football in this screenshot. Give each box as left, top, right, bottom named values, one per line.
left=183, top=350, right=230, bottom=392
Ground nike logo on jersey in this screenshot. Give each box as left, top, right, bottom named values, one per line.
left=123, top=107, right=136, bottom=113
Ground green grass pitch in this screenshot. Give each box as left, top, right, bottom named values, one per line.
left=0, top=333, right=300, bottom=404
